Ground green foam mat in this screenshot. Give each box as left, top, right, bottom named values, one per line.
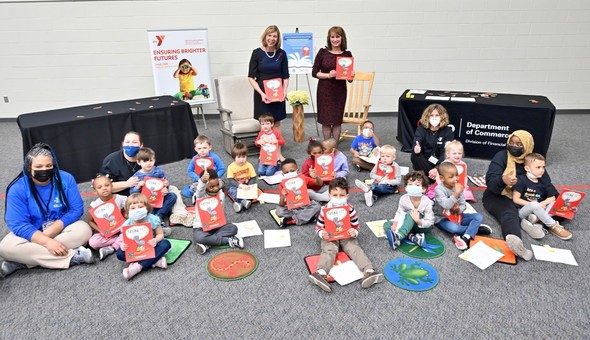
left=398, top=234, right=445, bottom=259
left=164, top=238, right=192, bottom=265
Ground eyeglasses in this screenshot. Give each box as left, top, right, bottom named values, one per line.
left=181, top=65, right=190, bottom=69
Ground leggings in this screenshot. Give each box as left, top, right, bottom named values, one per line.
left=482, top=190, right=521, bottom=239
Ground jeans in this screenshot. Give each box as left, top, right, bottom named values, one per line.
left=257, top=163, right=279, bottom=177
left=228, top=186, right=246, bottom=205
left=116, top=238, right=171, bottom=270
left=152, top=193, right=177, bottom=220
left=437, top=213, right=483, bottom=238
left=372, top=183, right=398, bottom=197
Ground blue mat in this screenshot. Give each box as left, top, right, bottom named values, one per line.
left=383, top=258, right=439, bottom=292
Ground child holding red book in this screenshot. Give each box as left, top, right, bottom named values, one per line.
left=192, top=169, right=244, bottom=254
left=226, top=143, right=257, bottom=213
left=185, top=135, right=226, bottom=197
left=115, top=194, right=171, bottom=280
left=302, top=139, right=330, bottom=202
left=87, top=174, right=127, bottom=261
left=434, top=162, right=489, bottom=250
left=256, top=113, right=286, bottom=176
left=355, top=144, right=401, bottom=207
left=308, top=177, right=383, bottom=293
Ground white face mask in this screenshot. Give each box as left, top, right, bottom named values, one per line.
left=429, top=117, right=441, bottom=127
left=362, top=128, right=372, bottom=138
left=405, top=185, right=423, bottom=197
left=283, top=171, right=298, bottom=179
left=128, top=207, right=148, bottom=221
left=330, top=197, right=347, bottom=207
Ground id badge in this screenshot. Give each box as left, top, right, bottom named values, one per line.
left=428, top=155, right=438, bottom=165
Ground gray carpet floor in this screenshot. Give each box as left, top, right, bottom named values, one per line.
left=0, top=112, right=589, bottom=339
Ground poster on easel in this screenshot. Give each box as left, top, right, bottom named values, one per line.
left=147, top=28, right=216, bottom=105
left=283, top=32, right=314, bottom=75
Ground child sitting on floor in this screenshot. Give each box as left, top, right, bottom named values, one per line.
left=302, top=139, right=330, bottom=202
left=308, top=177, right=384, bottom=293
left=256, top=113, right=286, bottom=176
left=512, top=153, right=572, bottom=240
left=438, top=140, right=475, bottom=202
left=386, top=171, right=434, bottom=250
left=184, top=135, right=226, bottom=197
left=226, top=143, right=257, bottom=213
left=434, top=162, right=490, bottom=250
left=355, top=144, right=401, bottom=207
left=350, top=120, right=380, bottom=172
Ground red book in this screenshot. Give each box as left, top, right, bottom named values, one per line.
left=194, top=157, right=214, bottom=175
left=314, top=154, right=335, bottom=181
left=323, top=206, right=352, bottom=241
left=89, top=198, right=126, bottom=237
left=263, top=78, right=284, bottom=102
left=335, top=56, right=354, bottom=80
left=443, top=209, right=463, bottom=224
left=456, top=163, right=467, bottom=188
left=195, top=195, right=227, bottom=231
left=260, top=143, right=279, bottom=166
left=375, top=162, right=396, bottom=180
left=549, top=190, right=586, bottom=220
left=122, top=222, right=155, bottom=263
left=282, top=175, right=311, bottom=210
left=141, top=177, right=165, bottom=208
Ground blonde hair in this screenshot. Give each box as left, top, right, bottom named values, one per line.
left=125, top=193, right=152, bottom=217
left=444, top=140, right=463, bottom=155
left=194, top=135, right=210, bottom=146
left=379, top=144, right=396, bottom=156
left=524, top=152, right=545, bottom=165
left=419, top=104, right=450, bottom=129
left=261, top=25, right=281, bottom=49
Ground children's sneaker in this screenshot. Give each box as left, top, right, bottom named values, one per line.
left=355, top=179, right=370, bottom=193
left=364, top=191, right=375, bottom=207
left=279, top=217, right=296, bottom=228
left=152, top=257, right=168, bottom=269
left=505, top=234, right=533, bottom=261
left=242, top=200, right=252, bottom=210
left=99, top=246, right=115, bottom=261
left=360, top=270, right=384, bottom=289
left=385, top=228, right=401, bottom=250
left=308, top=272, right=332, bottom=292
left=228, top=236, right=244, bottom=249
left=354, top=163, right=362, bottom=172
left=170, top=213, right=195, bottom=227
left=162, top=227, right=172, bottom=238
left=477, top=224, right=493, bottom=236
left=453, top=235, right=469, bottom=250
left=123, top=263, right=142, bottom=280
left=233, top=201, right=242, bottom=213
left=527, top=214, right=540, bottom=224
left=548, top=222, right=572, bottom=240
left=409, top=233, right=425, bottom=247
left=0, top=260, right=27, bottom=278
left=195, top=243, right=209, bottom=255
left=520, top=219, right=545, bottom=239
left=70, top=246, right=95, bottom=266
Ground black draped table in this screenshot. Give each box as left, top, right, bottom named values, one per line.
left=18, top=95, right=198, bottom=182
left=397, top=90, right=556, bottom=159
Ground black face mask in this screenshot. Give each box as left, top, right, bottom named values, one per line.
left=507, top=145, right=524, bottom=157
left=33, top=168, right=54, bottom=182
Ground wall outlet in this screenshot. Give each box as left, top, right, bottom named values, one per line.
left=3, top=96, right=8, bottom=103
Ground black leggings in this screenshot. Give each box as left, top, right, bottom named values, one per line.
left=482, top=190, right=521, bottom=239
left=411, top=153, right=436, bottom=183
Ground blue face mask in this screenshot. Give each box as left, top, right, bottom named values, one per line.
left=128, top=207, right=148, bottom=221
left=123, top=145, right=140, bottom=157
left=330, top=197, right=347, bottom=207
left=405, top=184, right=423, bottom=197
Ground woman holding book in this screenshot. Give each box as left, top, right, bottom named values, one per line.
left=0, top=143, right=95, bottom=277
left=312, top=26, right=355, bottom=141
left=248, top=25, right=290, bottom=128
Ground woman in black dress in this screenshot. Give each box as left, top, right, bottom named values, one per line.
left=312, top=26, right=355, bottom=140
left=248, top=25, right=290, bottom=131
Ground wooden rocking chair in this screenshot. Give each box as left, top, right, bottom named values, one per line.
left=339, top=71, right=375, bottom=141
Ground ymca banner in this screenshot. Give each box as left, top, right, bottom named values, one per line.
left=147, top=28, right=215, bottom=104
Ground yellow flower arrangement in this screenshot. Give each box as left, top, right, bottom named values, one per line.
left=286, top=90, right=310, bottom=106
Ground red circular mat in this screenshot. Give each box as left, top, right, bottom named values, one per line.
left=206, top=250, right=258, bottom=281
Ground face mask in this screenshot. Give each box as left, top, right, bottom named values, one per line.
left=406, top=184, right=423, bottom=197
left=507, top=145, right=524, bottom=157
left=429, top=117, right=441, bottom=127
left=128, top=207, right=148, bottom=221
left=362, top=128, right=372, bottom=138
left=283, top=171, right=298, bottom=179
left=33, top=168, right=53, bottom=182
left=526, top=172, right=537, bottom=180
left=330, top=197, right=347, bottom=207
left=123, top=145, right=140, bottom=157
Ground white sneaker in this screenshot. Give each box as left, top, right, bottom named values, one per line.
left=527, top=214, right=540, bottom=224
left=195, top=243, right=209, bottom=254
left=228, top=236, right=244, bottom=248
left=70, top=246, right=95, bottom=266
left=99, top=246, right=115, bottom=261
left=152, top=257, right=168, bottom=269
left=233, top=201, right=242, bottom=213
left=520, top=219, right=545, bottom=239
left=506, top=234, right=533, bottom=261
left=355, top=179, right=370, bottom=193
left=364, top=191, right=374, bottom=207
left=242, top=200, right=252, bottom=210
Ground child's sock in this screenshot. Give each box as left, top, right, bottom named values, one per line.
left=317, top=269, right=327, bottom=276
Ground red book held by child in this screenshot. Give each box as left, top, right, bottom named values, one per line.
left=456, top=163, right=467, bottom=188
left=282, top=175, right=311, bottom=210
left=89, top=198, right=126, bottom=237
left=122, top=222, right=155, bottom=262
left=314, top=154, right=335, bottom=181
left=375, top=162, right=396, bottom=180
left=263, top=78, right=284, bottom=102
left=195, top=195, right=227, bottom=231
left=141, top=177, right=165, bottom=208
left=549, top=190, right=586, bottom=220
left=323, top=206, right=352, bottom=242
left=335, top=56, right=354, bottom=80
left=443, top=209, right=463, bottom=224
left=194, top=157, right=214, bottom=175
left=260, top=143, right=279, bottom=166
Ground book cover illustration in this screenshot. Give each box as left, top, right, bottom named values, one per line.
left=549, top=190, right=586, bottom=219
left=323, top=206, right=352, bottom=242
left=196, top=196, right=227, bottom=231
left=141, top=177, right=165, bottom=208
left=314, top=154, right=335, bottom=181
left=122, top=222, right=155, bottom=262
left=263, top=78, right=284, bottom=102
left=456, top=163, right=467, bottom=188
left=194, top=157, right=214, bottom=175
left=282, top=175, right=310, bottom=210
left=89, top=198, right=126, bottom=237
left=335, top=56, right=354, bottom=80
left=443, top=208, right=463, bottom=224
left=260, top=143, right=279, bottom=166
left=375, top=161, right=396, bottom=180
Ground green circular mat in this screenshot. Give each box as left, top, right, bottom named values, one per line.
left=398, top=234, right=445, bottom=259
left=206, top=250, right=258, bottom=281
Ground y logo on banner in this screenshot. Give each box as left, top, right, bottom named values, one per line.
left=154, top=35, right=165, bottom=46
